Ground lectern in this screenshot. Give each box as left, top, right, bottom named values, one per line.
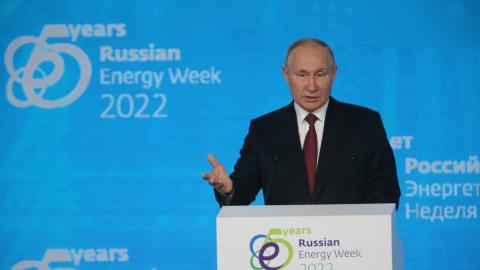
left=216, top=203, right=402, bottom=270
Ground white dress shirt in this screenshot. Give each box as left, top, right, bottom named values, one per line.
left=293, top=99, right=329, bottom=163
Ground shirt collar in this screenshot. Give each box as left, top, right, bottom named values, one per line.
left=293, top=98, right=329, bottom=124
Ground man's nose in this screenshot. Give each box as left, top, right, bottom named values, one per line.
left=306, top=75, right=318, bottom=91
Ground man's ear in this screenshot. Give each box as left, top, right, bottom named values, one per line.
left=282, top=65, right=289, bottom=84
left=331, top=65, right=338, bottom=81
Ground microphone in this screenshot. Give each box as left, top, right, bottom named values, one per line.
left=349, top=155, right=357, bottom=202
left=264, top=155, right=278, bottom=203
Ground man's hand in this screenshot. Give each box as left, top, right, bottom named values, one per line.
left=201, top=154, right=233, bottom=195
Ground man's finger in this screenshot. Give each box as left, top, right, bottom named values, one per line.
left=201, top=173, right=211, bottom=180
left=214, top=182, right=224, bottom=190
left=208, top=173, right=218, bottom=185
left=207, top=154, right=222, bottom=168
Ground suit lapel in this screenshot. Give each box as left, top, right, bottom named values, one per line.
left=313, top=98, right=346, bottom=201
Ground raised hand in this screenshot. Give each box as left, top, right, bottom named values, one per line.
left=201, top=154, right=233, bottom=195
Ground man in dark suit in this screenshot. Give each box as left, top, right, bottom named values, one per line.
left=202, top=38, right=400, bottom=207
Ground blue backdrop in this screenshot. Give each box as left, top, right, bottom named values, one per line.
left=1, top=0, right=479, bottom=269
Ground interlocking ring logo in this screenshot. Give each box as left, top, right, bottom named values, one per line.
left=5, top=24, right=91, bottom=109
left=249, top=229, right=293, bottom=270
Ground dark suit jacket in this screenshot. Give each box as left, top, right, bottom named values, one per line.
left=216, top=97, right=400, bottom=207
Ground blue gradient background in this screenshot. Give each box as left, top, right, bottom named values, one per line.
left=0, top=0, right=479, bottom=269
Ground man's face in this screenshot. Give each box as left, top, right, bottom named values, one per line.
left=282, top=45, right=337, bottom=112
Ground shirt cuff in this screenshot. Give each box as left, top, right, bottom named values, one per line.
left=219, top=186, right=234, bottom=206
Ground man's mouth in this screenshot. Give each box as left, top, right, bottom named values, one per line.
left=304, top=96, right=320, bottom=102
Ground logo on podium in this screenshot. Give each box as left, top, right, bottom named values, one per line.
left=249, top=228, right=293, bottom=270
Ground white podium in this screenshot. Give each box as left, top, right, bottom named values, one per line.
left=216, top=203, right=402, bottom=270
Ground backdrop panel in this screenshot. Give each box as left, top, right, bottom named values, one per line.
left=1, top=0, right=479, bottom=269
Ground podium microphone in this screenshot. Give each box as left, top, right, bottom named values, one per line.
left=264, top=155, right=278, bottom=202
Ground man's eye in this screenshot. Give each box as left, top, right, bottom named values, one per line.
left=297, top=73, right=307, bottom=77
left=316, top=73, right=326, bottom=77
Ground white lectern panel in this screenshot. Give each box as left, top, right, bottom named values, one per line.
left=216, top=204, right=402, bottom=270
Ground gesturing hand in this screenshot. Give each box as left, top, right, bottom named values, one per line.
left=201, top=154, right=233, bottom=195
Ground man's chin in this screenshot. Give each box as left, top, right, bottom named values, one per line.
left=300, top=100, right=327, bottom=112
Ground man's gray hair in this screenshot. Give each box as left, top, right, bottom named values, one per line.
left=285, top=38, right=336, bottom=68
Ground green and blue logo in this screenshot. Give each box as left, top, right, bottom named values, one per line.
left=249, top=229, right=293, bottom=270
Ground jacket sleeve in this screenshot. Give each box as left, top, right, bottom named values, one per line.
left=214, top=120, right=262, bottom=206
left=365, top=112, right=401, bottom=208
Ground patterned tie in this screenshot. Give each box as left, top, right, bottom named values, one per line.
left=304, top=113, right=318, bottom=196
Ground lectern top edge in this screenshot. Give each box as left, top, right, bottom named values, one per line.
left=217, top=203, right=395, bottom=218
